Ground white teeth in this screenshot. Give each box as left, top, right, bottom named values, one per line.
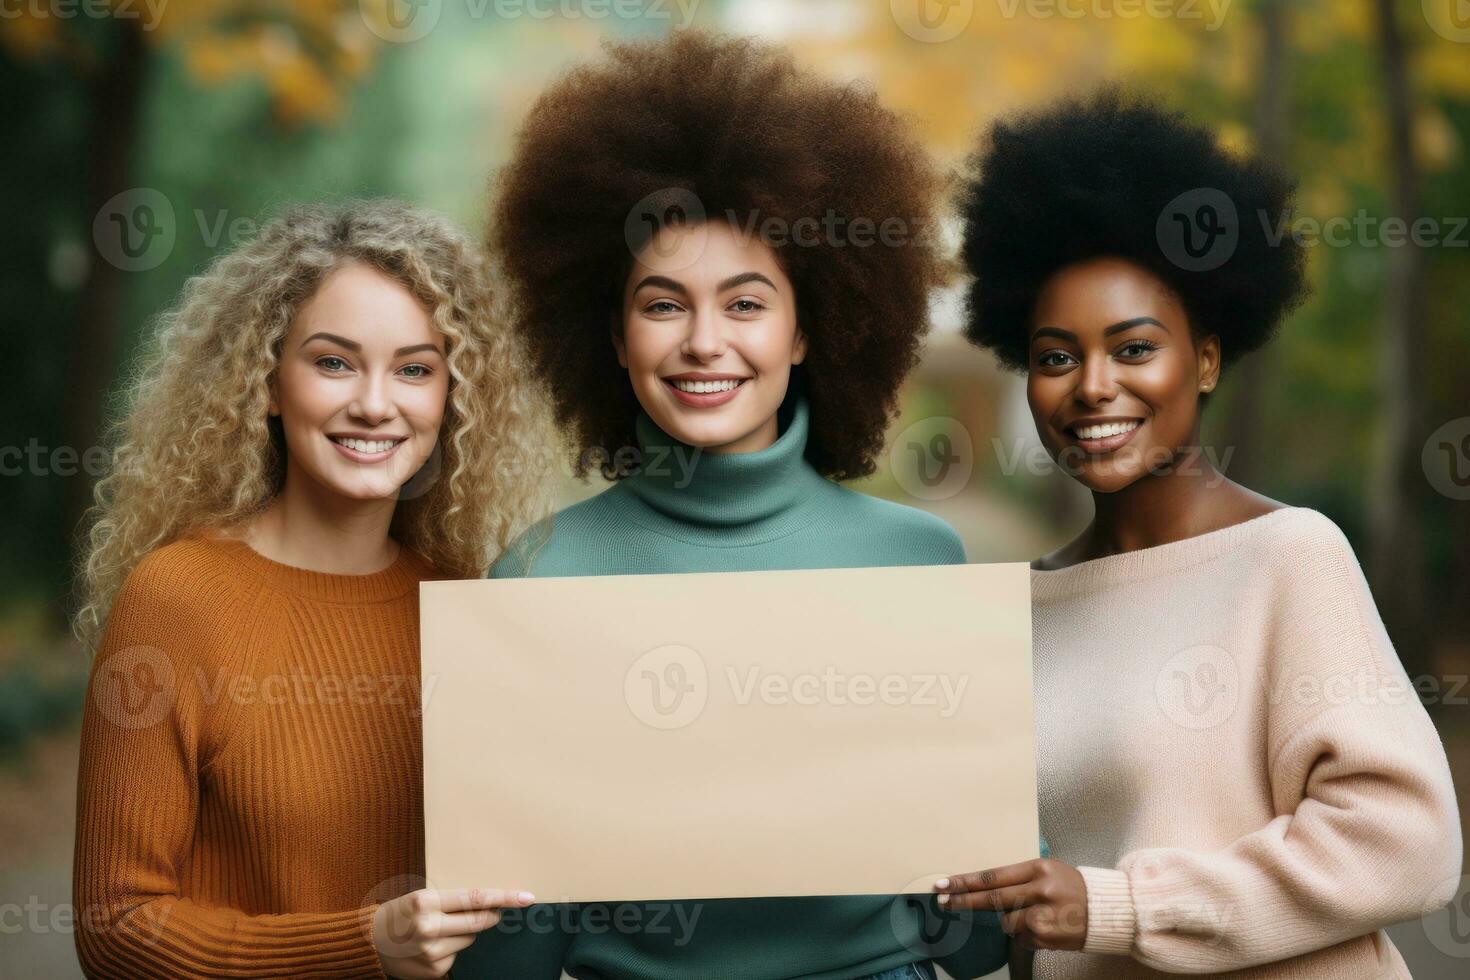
left=1074, top=420, right=1141, bottom=440
left=671, top=378, right=742, bottom=394
left=332, top=437, right=400, bottom=454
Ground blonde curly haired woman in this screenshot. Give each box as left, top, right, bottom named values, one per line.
left=71, top=200, right=551, bottom=979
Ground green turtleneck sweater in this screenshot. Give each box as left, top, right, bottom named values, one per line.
left=457, top=395, right=1007, bottom=980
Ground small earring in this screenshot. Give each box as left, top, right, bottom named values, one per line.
left=1200, top=382, right=1213, bottom=392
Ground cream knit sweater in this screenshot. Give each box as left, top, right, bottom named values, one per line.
left=1030, top=507, right=1461, bottom=978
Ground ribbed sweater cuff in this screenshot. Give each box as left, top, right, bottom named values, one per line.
left=1079, top=866, right=1136, bottom=955
left=354, top=903, right=389, bottom=979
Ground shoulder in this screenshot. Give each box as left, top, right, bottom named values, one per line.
left=1253, top=506, right=1361, bottom=575
left=826, top=485, right=968, bottom=564
left=489, top=491, right=630, bottom=578
left=115, top=534, right=249, bottom=620
left=94, top=535, right=260, bottom=691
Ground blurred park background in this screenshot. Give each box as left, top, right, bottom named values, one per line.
left=2, top=0, right=1468, bottom=975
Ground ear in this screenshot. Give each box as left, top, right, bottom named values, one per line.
left=1197, top=333, right=1221, bottom=394
left=791, top=326, right=808, bottom=366
left=610, top=313, right=628, bottom=369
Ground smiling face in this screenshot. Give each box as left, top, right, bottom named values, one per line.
left=268, top=260, right=450, bottom=502
left=1026, top=256, right=1221, bottom=493
left=614, top=219, right=807, bottom=454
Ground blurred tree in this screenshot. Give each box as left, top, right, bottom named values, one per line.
left=1368, top=0, right=1429, bottom=672
left=0, top=1, right=380, bottom=623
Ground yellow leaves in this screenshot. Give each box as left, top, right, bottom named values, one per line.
left=1418, top=39, right=1470, bottom=100
left=6, top=1, right=379, bottom=127
left=0, top=6, right=61, bottom=59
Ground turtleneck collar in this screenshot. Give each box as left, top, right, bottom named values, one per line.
left=621, top=393, right=832, bottom=539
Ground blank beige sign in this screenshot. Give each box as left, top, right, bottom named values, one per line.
left=420, top=562, right=1037, bottom=903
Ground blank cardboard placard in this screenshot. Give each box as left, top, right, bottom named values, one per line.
left=420, top=562, right=1036, bottom=902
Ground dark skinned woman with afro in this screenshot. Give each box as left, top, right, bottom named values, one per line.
left=933, top=90, right=1460, bottom=979
left=455, top=31, right=1016, bottom=980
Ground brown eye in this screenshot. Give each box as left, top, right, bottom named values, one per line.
left=1116, top=341, right=1158, bottom=359
left=1036, top=350, right=1075, bottom=369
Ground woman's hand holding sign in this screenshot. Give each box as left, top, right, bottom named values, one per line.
left=934, top=858, right=1089, bottom=951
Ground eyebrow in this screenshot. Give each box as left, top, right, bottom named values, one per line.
left=1031, top=317, right=1169, bottom=344
left=300, top=332, right=442, bottom=357
left=632, top=271, right=779, bottom=295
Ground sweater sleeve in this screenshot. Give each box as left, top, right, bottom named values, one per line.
left=1078, top=511, right=1462, bottom=972
left=72, top=559, right=387, bottom=979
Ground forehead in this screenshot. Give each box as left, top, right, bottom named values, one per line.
left=1031, top=257, right=1186, bottom=330
left=291, top=261, right=440, bottom=346
left=628, top=219, right=789, bottom=288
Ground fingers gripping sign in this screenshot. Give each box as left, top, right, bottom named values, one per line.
left=934, top=859, right=1089, bottom=952
left=372, top=886, right=536, bottom=979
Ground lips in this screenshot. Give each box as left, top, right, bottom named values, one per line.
left=328, top=434, right=405, bottom=463
left=663, top=376, right=748, bottom=409
left=1064, top=418, right=1143, bottom=454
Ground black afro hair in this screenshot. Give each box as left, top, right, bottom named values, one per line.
left=960, top=88, right=1309, bottom=371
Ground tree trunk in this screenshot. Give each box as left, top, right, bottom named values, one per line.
left=60, top=20, right=149, bottom=618
left=1367, top=0, right=1430, bottom=677
left=1219, top=0, right=1289, bottom=489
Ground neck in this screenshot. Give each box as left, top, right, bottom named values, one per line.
left=247, top=466, right=400, bottom=574
left=1082, top=447, right=1232, bottom=558
left=624, top=394, right=830, bottom=534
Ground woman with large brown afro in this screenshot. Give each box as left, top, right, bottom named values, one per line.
left=456, top=30, right=1011, bottom=980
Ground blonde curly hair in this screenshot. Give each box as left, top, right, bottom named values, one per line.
left=73, top=199, right=555, bottom=651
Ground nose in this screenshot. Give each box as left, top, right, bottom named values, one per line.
left=1074, top=354, right=1118, bottom=407
left=680, top=306, right=727, bottom=362
left=348, top=372, right=393, bottom=426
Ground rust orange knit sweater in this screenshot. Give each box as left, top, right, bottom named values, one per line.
left=73, top=531, right=441, bottom=978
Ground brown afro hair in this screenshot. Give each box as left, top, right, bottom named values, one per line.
left=489, top=31, right=946, bottom=481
